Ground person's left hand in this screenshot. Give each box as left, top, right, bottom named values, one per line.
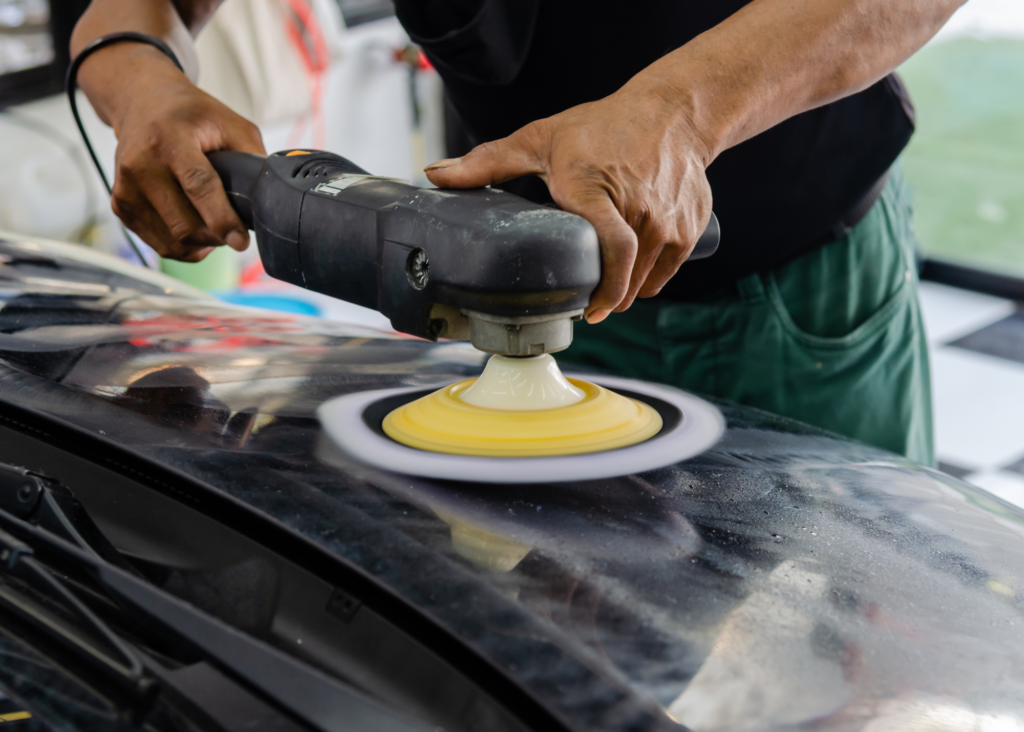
left=424, top=84, right=714, bottom=324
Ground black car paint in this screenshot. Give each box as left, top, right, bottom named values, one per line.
left=2, top=235, right=1024, bottom=731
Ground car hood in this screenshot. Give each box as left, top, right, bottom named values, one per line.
left=3, top=232, right=1024, bottom=732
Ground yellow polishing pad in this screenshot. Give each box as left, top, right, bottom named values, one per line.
left=382, top=377, right=663, bottom=457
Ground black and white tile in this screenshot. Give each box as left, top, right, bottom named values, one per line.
left=920, top=281, right=1024, bottom=503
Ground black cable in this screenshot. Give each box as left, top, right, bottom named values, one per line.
left=65, top=33, right=186, bottom=269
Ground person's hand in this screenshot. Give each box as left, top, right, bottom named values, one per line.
left=424, top=84, right=714, bottom=324
left=82, top=47, right=266, bottom=262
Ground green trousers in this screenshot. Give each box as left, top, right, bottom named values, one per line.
left=561, top=167, right=935, bottom=465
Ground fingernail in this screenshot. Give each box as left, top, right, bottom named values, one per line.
left=424, top=157, right=461, bottom=171
left=586, top=308, right=611, bottom=324
left=226, top=230, right=249, bottom=251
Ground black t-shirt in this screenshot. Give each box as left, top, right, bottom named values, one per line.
left=394, top=0, right=915, bottom=299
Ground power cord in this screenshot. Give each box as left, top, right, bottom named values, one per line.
left=65, top=32, right=186, bottom=269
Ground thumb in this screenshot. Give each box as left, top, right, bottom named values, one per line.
left=425, top=123, right=547, bottom=189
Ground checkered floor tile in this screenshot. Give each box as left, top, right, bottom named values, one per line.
left=921, top=281, right=1024, bottom=504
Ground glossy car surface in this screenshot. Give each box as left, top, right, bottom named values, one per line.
left=2, top=232, right=1024, bottom=732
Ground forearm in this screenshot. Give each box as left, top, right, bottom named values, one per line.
left=638, top=0, right=965, bottom=163
left=70, top=0, right=223, bottom=128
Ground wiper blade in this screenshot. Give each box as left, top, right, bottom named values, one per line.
left=0, top=526, right=158, bottom=718
left=0, top=507, right=431, bottom=732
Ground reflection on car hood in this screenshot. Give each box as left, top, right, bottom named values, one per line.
left=3, top=234, right=1024, bottom=732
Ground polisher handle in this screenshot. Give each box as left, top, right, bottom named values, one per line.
left=691, top=211, right=720, bottom=260
left=211, top=149, right=721, bottom=261
left=208, top=150, right=264, bottom=230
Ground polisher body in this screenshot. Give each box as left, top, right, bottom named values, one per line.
left=210, top=150, right=601, bottom=355
left=209, top=149, right=720, bottom=356
left=210, top=149, right=721, bottom=460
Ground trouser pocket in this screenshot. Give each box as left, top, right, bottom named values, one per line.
left=752, top=173, right=932, bottom=463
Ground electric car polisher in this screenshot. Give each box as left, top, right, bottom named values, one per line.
left=209, top=149, right=719, bottom=355
left=210, top=149, right=725, bottom=477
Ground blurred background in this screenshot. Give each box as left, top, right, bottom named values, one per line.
left=900, top=0, right=1024, bottom=276
left=0, top=0, right=443, bottom=318
left=1, top=0, right=1018, bottom=303
left=0, top=0, right=1022, bottom=487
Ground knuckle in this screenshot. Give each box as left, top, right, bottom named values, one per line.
left=471, top=140, right=499, bottom=159
left=655, top=233, right=687, bottom=254
left=109, top=193, right=132, bottom=221
left=143, top=120, right=168, bottom=151
left=666, top=242, right=690, bottom=262
left=529, top=117, right=552, bottom=137
left=244, top=120, right=264, bottom=145
left=178, top=164, right=216, bottom=198
left=632, top=201, right=656, bottom=224
left=515, top=120, right=548, bottom=152
left=115, top=154, right=144, bottom=183
left=166, top=219, right=203, bottom=247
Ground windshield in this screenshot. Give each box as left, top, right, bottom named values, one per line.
left=4, top=234, right=1024, bottom=732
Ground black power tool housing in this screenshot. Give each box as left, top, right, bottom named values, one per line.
left=210, top=150, right=719, bottom=355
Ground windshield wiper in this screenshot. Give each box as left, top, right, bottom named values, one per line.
left=0, top=525, right=158, bottom=716
left=0, top=488, right=431, bottom=732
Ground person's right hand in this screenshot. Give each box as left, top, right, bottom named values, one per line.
left=82, top=47, right=266, bottom=262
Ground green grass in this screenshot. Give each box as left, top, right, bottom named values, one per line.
left=898, top=37, right=1024, bottom=274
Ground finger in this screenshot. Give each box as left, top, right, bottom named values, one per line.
left=636, top=202, right=712, bottom=298
left=636, top=244, right=689, bottom=299
left=617, top=223, right=679, bottom=310
left=562, top=194, right=638, bottom=324
left=114, top=148, right=219, bottom=254
left=111, top=178, right=178, bottom=254
left=139, top=167, right=222, bottom=253
left=424, top=122, right=547, bottom=189
left=168, top=148, right=250, bottom=251
left=111, top=188, right=214, bottom=262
